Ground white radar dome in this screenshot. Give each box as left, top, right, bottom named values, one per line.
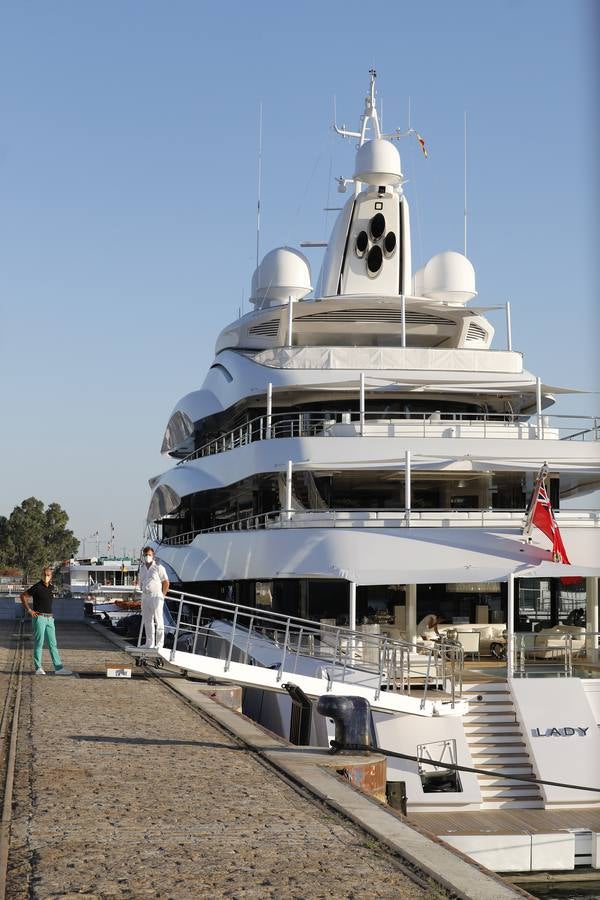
left=354, top=138, right=402, bottom=186
left=412, top=266, right=425, bottom=297
left=251, top=247, right=312, bottom=306
left=422, top=251, right=477, bottom=303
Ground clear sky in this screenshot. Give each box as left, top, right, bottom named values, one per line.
left=1, top=0, right=598, bottom=556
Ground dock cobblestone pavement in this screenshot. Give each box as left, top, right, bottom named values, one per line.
left=3, top=622, right=434, bottom=899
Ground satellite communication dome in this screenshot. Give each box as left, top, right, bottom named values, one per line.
left=422, top=251, right=477, bottom=303
left=354, top=139, right=402, bottom=186
left=412, top=266, right=425, bottom=297
left=251, top=247, right=312, bottom=306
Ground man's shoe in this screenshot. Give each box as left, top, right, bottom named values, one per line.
left=55, top=667, right=73, bottom=676
left=34, top=667, right=46, bottom=675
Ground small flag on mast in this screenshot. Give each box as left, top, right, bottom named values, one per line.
left=415, top=132, right=428, bottom=158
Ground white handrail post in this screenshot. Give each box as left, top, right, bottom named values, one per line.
left=401, top=294, right=406, bottom=348
left=171, top=596, right=184, bottom=662
left=536, top=377, right=543, bottom=438
left=286, top=295, right=293, bottom=347
left=266, top=382, right=272, bottom=439
left=507, top=572, right=515, bottom=679
left=586, top=576, right=599, bottom=660
left=349, top=580, right=357, bottom=632
left=359, top=372, right=365, bottom=436
left=285, top=459, right=293, bottom=521
left=506, top=300, right=512, bottom=351
left=405, top=449, right=411, bottom=527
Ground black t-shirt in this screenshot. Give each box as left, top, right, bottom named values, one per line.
left=26, top=581, right=54, bottom=615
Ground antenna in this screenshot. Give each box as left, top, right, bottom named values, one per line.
left=256, top=101, right=263, bottom=268
left=464, top=110, right=468, bottom=257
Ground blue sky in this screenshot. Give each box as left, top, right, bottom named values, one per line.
left=0, top=0, right=598, bottom=555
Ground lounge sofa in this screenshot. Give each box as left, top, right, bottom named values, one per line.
left=427, top=623, right=507, bottom=657
left=530, top=625, right=586, bottom=659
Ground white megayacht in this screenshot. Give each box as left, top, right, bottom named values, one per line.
left=143, top=72, right=600, bottom=873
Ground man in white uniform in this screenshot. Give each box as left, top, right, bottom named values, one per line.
left=138, top=546, right=169, bottom=650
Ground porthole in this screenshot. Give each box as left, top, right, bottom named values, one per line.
left=367, top=245, right=383, bottom=276
left=355, top=230, right=368, bottom=257
left=370, top=213, right=385, bottom=241
left=384, top=231, right=397, bottom=257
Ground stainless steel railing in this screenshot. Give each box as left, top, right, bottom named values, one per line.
left=512, top=630, right=600, bottom=678
left=175, top=411, right=600, bottom=466
left=158, top=506, right=600, bottom=545
left=165, top=589, right=464, bottom=709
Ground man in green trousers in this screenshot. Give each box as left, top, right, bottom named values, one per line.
left=20, top=566, right=73, bottom=675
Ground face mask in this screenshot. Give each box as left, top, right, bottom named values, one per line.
left=144, top=555, right=154, bottom=564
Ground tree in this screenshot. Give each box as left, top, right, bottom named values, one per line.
left=0, top=516, right=8, bottom=565
left=45, top=502, right=78, bottom=563
left=2, top=498, right=79, bottom=583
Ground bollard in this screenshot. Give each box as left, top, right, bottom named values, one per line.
left=316, top=695, right=371, bottom=754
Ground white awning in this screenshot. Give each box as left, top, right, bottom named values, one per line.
left=156, top=526, right=600, bottom=586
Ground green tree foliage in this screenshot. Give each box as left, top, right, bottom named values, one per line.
left=0, top=498, right=79, bottom=583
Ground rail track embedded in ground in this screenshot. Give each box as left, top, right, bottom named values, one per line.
left=0, top=620, right=25, bottom=900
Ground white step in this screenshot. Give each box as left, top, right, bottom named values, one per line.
left=481, top=799, right=544, bottom=809
left=471, top=746, right=529, bottom=756
left=465, top=723, right=522, bottom=734
left=467, top=734, right=525, bottom=745
left=463, top=689, right=511, bottom=700
left=463, top=682, right=508, bottom=692
left=481, top=786, right=541, bottom=798
left=476, top=765, right=534, bottom=775
left=465, top=704, right=515, bottom=714
left=466, top=714, right=517, bottom=724
left=479, top=778, right=536, bottom=789
left=471, top=753, right=530, bottom=766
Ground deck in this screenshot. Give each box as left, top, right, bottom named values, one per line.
left=409, top=807, right=600, bottom=836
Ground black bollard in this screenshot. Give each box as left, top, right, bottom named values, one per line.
left=316, top=695, right=372, bottom=754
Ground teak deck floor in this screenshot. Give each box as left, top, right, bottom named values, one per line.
left=409, top=807, right=600, bottom=836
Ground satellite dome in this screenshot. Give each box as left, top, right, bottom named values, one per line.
left=412, top=266, right=425, bottom=297
left=422, top=251, right=477, bottom=303
left=251, top=247, right=312, bottom=306
left=354, top=139, right=402, bottom=186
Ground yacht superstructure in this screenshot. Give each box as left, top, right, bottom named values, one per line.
left=145, top=73, right=600, bottom=871
left=149, top=71, right=598, bottom=621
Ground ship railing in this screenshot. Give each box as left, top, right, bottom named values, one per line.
left=512, top=630, right=600, bottom=678
left=159, top=507, right=600, bottom=543
left=166, top=588, right=464, bottom=709
left=175, top=411, right=600, bottom=465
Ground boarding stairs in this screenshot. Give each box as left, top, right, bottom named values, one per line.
left=462, top=681, right=543, bottom=809
left=153, top=590, right=467, bottom=718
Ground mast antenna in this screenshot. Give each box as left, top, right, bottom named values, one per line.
left=256, top=101, right=263, bottom=268
left=464, top=110, right=468, bottom=257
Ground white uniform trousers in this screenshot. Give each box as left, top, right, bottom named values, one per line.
left=141, top=593, right=165, bottom=650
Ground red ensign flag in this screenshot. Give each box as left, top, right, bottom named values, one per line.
left=524, top=469, right=580, bottom=584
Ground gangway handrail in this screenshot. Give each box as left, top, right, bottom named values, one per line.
left=164, top=588, right=464, bottom=708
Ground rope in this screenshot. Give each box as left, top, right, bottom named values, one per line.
left=329, top=741, right=600, bottom=794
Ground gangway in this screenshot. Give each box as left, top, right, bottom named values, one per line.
left=147, top=590, right=467, bottom=718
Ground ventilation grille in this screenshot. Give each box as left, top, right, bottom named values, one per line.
left=297, top=309, right=455, bottom=327
left=465, top=322, right=488, bottom=342
left=248, top=319, right=280, bottom=336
